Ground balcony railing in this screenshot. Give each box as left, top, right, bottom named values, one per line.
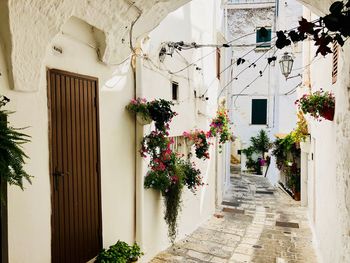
left=227, top=0, right=275, bottom=4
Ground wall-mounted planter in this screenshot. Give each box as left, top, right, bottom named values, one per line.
left=320, top=106, right=335, bottom=121
left=185, top=138, right=195, bottom=147
left=136, top=114, right=152, bottom=125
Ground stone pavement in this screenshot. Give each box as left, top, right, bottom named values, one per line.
left=150, top=174, right=318, bottom=263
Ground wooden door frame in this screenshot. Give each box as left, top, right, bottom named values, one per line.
left=46, top=68, right=103, bottom=261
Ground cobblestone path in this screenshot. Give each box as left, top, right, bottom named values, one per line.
left=150, top=174, right=318, bottom=263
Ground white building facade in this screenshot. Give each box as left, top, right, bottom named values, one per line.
left=297, top=1, right=350, bottom=262
left=224, top=0, right=303, bottom=185
left=0, top=0, right=228, bottom=262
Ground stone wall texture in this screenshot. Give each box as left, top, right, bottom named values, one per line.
left=0, top=0, right=189, bottom=92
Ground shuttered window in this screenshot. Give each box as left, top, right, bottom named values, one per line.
left=256, top=27, right=271, bottom=48
left=216, top=47, right=221, bottom=80
left=251, top=99, right=267, bottom=125
left=332, top=41, right=339, bottom=84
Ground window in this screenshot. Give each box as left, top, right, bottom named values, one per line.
left=256, top=27, right=271, bottom=48
left=332, top=41, right=339, bottom=84
left=172, top=81, right=179, bottom=101
left=251, top=99, right=267, bottom=125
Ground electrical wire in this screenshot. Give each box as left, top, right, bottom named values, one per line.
left=232, top=62, right=270, bottom=108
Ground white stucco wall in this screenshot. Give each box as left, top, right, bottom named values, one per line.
left=0, top=15, right=137, bottom=262
left=299, top=4, right=350, bottom=262
left=0, top=0, right=226, bottom=262
left=138, top=0, right=222, bottom=260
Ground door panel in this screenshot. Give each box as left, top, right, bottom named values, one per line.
left=48, top=69, right=102, bottom=263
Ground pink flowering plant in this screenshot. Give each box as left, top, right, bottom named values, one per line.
left=208, top=108, right=234, bottom=147
left=126, top=97, right=150, bottom=119
left=295, top=89, right=335, bottom=121
left=135, top=98, right=204, bottom=243
left=183, top=130, right=210, bottom=160
left=126, top=98, right=177, bottom=131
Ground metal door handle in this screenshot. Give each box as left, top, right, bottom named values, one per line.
left=53, top=171, right=68, bottom=191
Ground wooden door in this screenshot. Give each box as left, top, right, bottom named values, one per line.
left=48, top=69, right=102, bottom=263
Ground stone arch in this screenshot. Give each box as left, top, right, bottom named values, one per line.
left=0, top=0, right=191, bottom=92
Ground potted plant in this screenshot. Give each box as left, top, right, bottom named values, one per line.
left=95, top=240, right=143, bottom=263
left=126, top=98, right=152, bottom=125
left=147, top=99, right=177, bottom=132
left=0, top=95, right=32, bottom=194
left=183, top=130, right=210, bottom=160
left=295, top=89, right=335, bottom=121
left=207, top=108, right=234, bottom=149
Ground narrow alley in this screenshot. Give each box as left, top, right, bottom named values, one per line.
left=151, top=172, right=317, bottom=263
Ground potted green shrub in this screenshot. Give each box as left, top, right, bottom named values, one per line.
left=95, top=240, right=143, bottom=263
left=295, top=89, right=335, bottom=121
left=0, top=95, right=31, bottom=194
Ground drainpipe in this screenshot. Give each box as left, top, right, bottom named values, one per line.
left=132, top=47, right=145, bottom=249
left=125, top=0, right=144, bottom=249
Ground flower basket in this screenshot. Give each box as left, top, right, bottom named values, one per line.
left=320, top=106, right=334, bottom=121
left=295, top=90, right=335, bottom=121
left=136, top=113, right=152, bottom=125
left=185, top=138, right=195, bottom=147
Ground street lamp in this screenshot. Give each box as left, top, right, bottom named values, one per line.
left=279, top=52, right=294, bottom=79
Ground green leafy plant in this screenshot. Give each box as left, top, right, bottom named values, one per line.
left=135, top=98, right=204, bottom=243
left=295, top=89, right=335, bottom=121
left=207, top=108, right=234, bottom=149
left=0, top=96, right=31, bottom=194
left=148, top=99, right=177, bottom=132
left=290, top=112, right=309, bottom=143
left=183, top=130, right=210, bottom=160
left=177, top=159, right=204, bottom=193
left=126, top=98, right=150, bottom=120
left=126, top=98, right=177, bottom=130
left=95, top=241, right=143, bottom=263
left=242, top=130, right=271, bottom=175
left=272, top=133, right=301, bottom=199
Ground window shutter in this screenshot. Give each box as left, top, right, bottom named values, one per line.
left=216, top=48, right=221, bottom=80
left=251, top=99, right=267, bottom=125
left=332, top=41, right=339, bottom=84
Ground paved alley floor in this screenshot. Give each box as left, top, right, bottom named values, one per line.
left=150, top=174, right=318, bottom=263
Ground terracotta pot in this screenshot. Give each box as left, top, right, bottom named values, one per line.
left=294, top=191, right=300, bottom=201
left=136, top=113, right=152, bottom=125
left=320, top=106, right=335, bottom=121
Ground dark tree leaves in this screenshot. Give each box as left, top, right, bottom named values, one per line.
left=329, top=1, right=344, bottom=14
left=334, top=33, right=345, bottom=46
left=267, top=56, right=277, bottom=64
left=237, top=58, right=246, bottom=65
left=288, top=30, right=301, bottom=42
left=323, top=14, right=342, bottom=32
left=298, top=18, right=315, bottom=34
left=276, top=31, right=291, bottom=49
left=315, top=34, right=333, bottom=56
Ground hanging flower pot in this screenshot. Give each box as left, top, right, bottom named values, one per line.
left=295, top=89, right=335, bottom=121
left=136, top=113, right=152, bottom=125
left=185, top=137, right=195, bottom=147
left=320, top=105, right=335, bottom=121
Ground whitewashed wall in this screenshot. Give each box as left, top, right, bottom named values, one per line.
left=139, top=0, right=224, bottom=260
left=0, top=0, right=227, bottom=262
left=300, top=2, right=350, bottom=262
